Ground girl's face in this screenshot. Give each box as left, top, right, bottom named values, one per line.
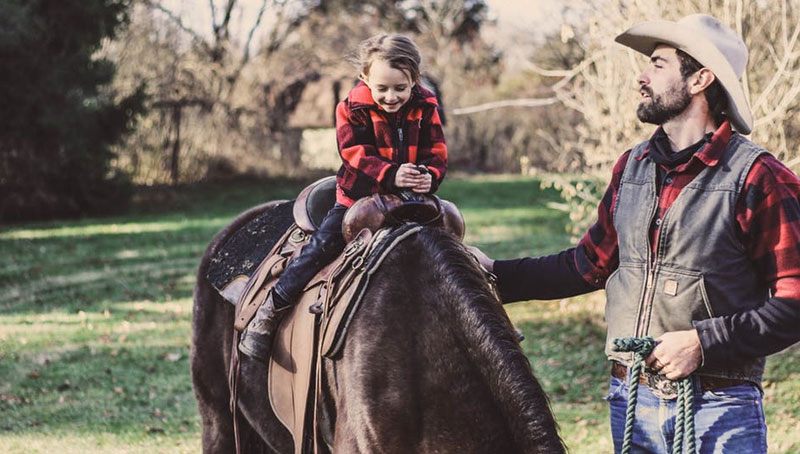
left=362, top=59, right=415, bottom=113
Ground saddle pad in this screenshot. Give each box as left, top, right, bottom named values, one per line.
left=207, top=201, right=295, bottom=298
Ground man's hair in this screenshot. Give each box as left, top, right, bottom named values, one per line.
left=675, top=49, right=728, bottom=126
left=353, top=34, right=421, bottom=83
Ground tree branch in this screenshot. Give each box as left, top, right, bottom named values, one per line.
left=144, top=1, right=212, bottom=55
left=241, top=0, right=269, bottom=65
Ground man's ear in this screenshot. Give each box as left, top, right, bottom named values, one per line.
left=690, top=68, right=716, bottom=95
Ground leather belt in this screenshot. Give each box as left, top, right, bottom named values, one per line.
left=611, top=362, right=749, bottom=399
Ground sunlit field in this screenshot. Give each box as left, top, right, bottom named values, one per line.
left=2, top=175, right=798, bottom=453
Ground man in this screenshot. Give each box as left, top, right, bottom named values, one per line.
left=471, top=14, right=800, bottom=453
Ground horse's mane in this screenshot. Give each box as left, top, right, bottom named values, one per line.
left=413, top=228, right=565, bottom=453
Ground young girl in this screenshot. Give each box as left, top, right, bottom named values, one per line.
left=239, top=33, right=448, bottom=361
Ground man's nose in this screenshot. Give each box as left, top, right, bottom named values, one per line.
left=638, top=71, right=649, bottom=87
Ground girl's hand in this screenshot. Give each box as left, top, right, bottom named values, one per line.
left=411, top=171, right=432, bottom=193
left=395, top=163, right=427, bottom=189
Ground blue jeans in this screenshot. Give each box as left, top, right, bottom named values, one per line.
left=607, top=375, right=767, bottom=453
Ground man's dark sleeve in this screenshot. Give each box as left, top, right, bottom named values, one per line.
left=693, top=155, right=800, bottom=366
left=693, top=297, right=800, bottom=367
left=493, top=247, right=600, bottom=303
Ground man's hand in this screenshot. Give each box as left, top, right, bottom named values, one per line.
left=465, top=245, right=495, bottom=272
left=395, top=163, right=432, bottom=193
left=645, top=329, right=703, bottom=380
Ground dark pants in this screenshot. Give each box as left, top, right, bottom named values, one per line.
left=272, top=204, right=348, bottom=308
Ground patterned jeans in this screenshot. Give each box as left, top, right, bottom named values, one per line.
left=607, top=375, right=767, bottom=453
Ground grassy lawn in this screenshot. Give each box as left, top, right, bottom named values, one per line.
left=1, top=175, right=799, bottom=453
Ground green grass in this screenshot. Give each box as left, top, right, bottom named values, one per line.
left=1, top=175, right=799, bottom=453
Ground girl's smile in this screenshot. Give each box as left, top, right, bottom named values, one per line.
left=363, top=59, right=414, bottom=113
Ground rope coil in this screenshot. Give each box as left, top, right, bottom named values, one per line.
left=612, top=337, right=696, bottom=454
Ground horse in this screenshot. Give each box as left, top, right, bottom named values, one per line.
left=191, top=201, right=566, bottom=453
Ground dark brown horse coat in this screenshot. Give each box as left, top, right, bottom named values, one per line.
left=191, top=203, right=565, bottom=453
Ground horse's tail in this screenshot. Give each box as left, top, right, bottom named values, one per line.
left=419, top=229, right=566, bottom=454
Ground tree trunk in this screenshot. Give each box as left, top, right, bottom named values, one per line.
left=170, top=105, right=182, bottom=185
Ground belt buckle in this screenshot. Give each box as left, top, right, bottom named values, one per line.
left=645, top=371, right=679, bottom=400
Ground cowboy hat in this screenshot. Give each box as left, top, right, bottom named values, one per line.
left=615, top=14, right=752, bottom=134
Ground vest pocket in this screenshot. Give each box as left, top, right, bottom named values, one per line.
left=650, top=269, right=714, bottom=334
left=604, top=265, right=643, bottom=360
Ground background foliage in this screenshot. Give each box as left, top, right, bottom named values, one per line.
left=4, top=0, right=798, bottom=231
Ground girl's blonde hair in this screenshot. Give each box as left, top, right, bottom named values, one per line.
left=353, top=34, right=421, bottom=83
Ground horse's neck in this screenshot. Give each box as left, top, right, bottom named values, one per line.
left=320, top=233, right=522, bottom=451
left=337, top=230, right=564, bottom=452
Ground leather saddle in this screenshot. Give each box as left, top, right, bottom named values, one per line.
left=295, top=175, right=465, bottom=242
left=211, top=175, right=465, bottom=307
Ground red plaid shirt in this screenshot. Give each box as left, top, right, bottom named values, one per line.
left=576, top=121, right=800, bottom=302
left=334, top=82, right=447, bottom=206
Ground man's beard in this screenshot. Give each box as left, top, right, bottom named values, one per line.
left=636, top=80, right=692, bottom=125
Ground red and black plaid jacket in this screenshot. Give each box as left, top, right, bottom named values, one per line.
left=335, top=81, right=447, bottom=207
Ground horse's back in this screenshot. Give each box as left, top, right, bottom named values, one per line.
left=191, top=208, right=564, bottom=454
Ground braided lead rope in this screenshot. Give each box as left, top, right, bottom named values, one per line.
left=677, top=379, right=696, bottom=454
left=613, top=337, right=657, bottom=454
left=612, top=337, right=696, bottom=454
left=673, top=379, right=685, bottom=454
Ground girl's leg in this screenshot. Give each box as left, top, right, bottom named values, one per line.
left=272, top=204, right=348, bottom=306
left=239, top=204, right=348, bottom=361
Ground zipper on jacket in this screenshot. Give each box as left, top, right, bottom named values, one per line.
left=397, top=128, right=404, bottom=159
left=635, top=194, right=660, bottom=337
left=635, top=168, right=679, bottom=337
left=393, top=113, right=407, bottom=162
